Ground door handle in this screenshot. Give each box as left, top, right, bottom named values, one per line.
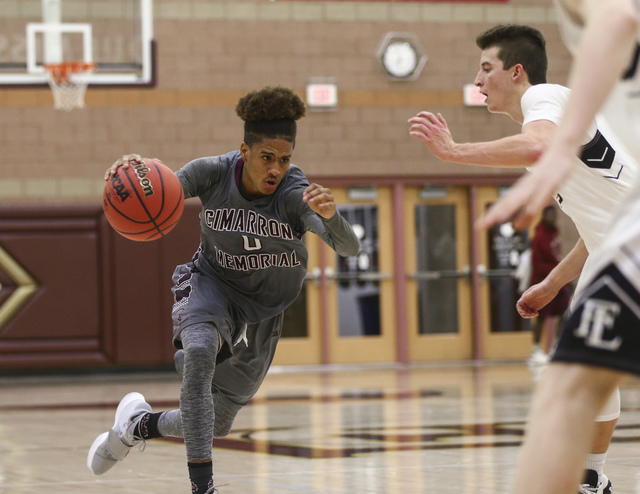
left=474, top=264, right=517, bottom=278
left=327, top=270, right=392, bottom=281
left=481, top=268, right=517, bottom=278
left=407, top=265, right=471, bottom=280
left=305, top=267, right=322, bottom=286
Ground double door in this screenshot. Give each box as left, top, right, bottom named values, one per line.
left=275, top=187, right=396, bottom=364
left=273, top=185, right=533, bottom=365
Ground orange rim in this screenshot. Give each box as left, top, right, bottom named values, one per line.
left=44, top=61, right=96, bottom=84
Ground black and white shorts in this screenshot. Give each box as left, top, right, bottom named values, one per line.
left=552, top=262, right=640, bottom=376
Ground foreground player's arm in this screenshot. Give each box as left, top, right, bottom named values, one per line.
left=481, top=0, right=638, bottom=229
left=408, top=111, right=555, bottom=167
left=555, top=0, right=638, bottom=150
left=517, top=238, right=588, bottom=318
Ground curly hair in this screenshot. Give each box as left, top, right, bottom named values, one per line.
left=236, top=86, right=306, bottom=122
left=476, top=24, right=547, bottom=85
left=236, top=86, right=306, bottom=147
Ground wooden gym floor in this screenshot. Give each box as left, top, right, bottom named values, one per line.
left=1, top=361, right=640, bottom=494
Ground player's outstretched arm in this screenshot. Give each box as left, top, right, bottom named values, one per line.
left=300, top=184, right=359, bottom=257
left=408, top=111, right=457, bottom=161
left=104, top=154, right=144, bottom=180
left=408, top=111, right=553, bottom=168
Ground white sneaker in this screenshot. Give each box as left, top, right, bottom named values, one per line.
left=87, top=392, right=152, bottom=475
left=579, top=470, right=613, bottom=494
left=528, top=348, right=549, bottom=366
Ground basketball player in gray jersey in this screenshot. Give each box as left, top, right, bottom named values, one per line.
left=87, top=86, right=360, bottom=494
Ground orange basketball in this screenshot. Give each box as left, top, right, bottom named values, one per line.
left=103, top=158, right=184, bottom=241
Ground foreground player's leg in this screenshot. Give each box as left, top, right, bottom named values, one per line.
left=513, top=363, right=623, bottom=494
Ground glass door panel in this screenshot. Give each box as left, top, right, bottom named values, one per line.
left=272, top=233, right=323, bottom=365
left=327, top=187, right=396, bottom=363
left=405, top=187, right=473, bottom=360
left=335, top=204, right=382, bottom=337
left=415, top=203, right=460, bottom=335
left=475, top=186, right=533, bottom=359
left=282, top=284, right=308, bottom=338
left=486, top=222, right=530, bottom=334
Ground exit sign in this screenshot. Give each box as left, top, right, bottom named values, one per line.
left=306, top=83, right=338, bottom=110
left=463, top=83, right=486, bottom=106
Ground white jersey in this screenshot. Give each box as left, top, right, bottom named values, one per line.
left=554, top=0, right=640, bottom=295
left=521, top=84, right=638, bottom=255
left=555, top=0, right=640, bottom=158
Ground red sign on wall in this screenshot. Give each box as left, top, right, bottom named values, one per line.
left=307, top=84, right=338, bottom=108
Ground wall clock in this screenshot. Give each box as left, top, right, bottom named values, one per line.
left=382, top=41, right=419, bottom=79
left=376, top=33, right=427, bottom=81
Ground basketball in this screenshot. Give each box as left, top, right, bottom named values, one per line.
left=103, top=158, right=185, bottom=241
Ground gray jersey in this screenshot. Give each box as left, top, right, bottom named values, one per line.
left=176, top=150, right=359, bottom=324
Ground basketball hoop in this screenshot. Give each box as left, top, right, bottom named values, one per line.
left=44, top=61, right=96, bottom=111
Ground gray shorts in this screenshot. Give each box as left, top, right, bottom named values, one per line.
left=171, top=262, right=284, bottom=403
left=171, top=262, right=243, bottom=350
left=212, top=315, right=283, bottom=405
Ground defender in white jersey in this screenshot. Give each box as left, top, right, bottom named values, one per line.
left=409, top=24, right=639, bottom=493
left=481, top=2, right=640, bottom=494
left=87, top=87, right=360, bottom=494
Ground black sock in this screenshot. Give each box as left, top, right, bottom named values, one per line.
left=188, top=460, right=213, bottom=493
left=134, top=412, right=163, bottom=440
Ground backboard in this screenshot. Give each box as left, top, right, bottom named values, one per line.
left=0, top=0, right=154, bottom=86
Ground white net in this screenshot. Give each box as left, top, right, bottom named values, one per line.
left=45, top=62, right=95, bottom=111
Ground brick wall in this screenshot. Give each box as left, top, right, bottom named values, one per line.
left=0, top=0, right=570, bottom=204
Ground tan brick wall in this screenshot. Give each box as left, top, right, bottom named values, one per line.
left=0, top=0, right=570, bottom=204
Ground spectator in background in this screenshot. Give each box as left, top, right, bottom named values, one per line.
left=514, top=243, right=531, bottom=297
left=526, top=205, right=571, bottom=364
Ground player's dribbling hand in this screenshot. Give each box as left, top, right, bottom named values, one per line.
left=303, top=183, right=336, bottom=220
left=104, top=154, right=144, bottom=180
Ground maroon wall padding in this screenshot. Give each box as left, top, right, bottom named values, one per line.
left=0, top=202, right=201, bottom=370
